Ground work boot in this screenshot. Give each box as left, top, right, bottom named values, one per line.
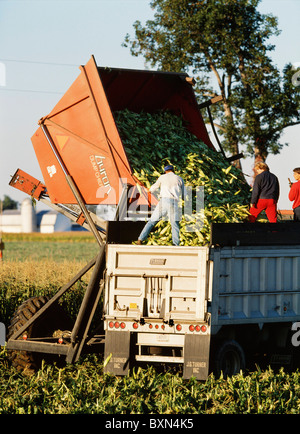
left=136, top=239, right=142, bottom=245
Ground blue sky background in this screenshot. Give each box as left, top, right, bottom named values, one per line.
left=0, top=0, right=299, bottom=210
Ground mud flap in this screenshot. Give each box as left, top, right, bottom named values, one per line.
left=183, top=334, right=210, bottom=380
left=103, top=330, right=131, bottom=375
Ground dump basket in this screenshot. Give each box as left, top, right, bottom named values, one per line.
left=31, top=56, right=214, bottom=207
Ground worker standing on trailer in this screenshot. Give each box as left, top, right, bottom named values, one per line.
left=288, top=167, right=300, bottom=221
left=249, top=162, right=279, bottom=223
left=136, top=165, right=185, bottom=246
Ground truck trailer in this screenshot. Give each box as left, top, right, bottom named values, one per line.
left=103, top=224, right=300, bottom=379
left=6, top=56, right=300, bottom=379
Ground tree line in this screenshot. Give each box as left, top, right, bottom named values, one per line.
left=123, top=0, right=300, bottom=173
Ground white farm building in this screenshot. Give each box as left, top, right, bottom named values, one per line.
left=0, top=198, right=81, bottom=233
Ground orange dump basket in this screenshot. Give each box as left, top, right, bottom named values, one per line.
left=31, top=56, right=214, bottom=206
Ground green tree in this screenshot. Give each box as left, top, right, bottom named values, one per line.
left=1, top=195, right=18, bottom=211
left=123, top=0, right=300, bottom=170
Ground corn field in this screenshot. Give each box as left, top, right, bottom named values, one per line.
left=0, top=234, right=300, bottom=414
left=1, top=346, right=300, bottom=414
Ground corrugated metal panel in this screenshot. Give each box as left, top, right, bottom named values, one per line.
left=211, top=246, right=300, bottom=325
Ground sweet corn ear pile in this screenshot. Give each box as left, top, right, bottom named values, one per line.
left=115, top=109, right=251, bottom=246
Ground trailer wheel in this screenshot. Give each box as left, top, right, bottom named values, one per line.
left=7, top=296, right=72, bottom=375
left=214, top=339, right=246, bottom=378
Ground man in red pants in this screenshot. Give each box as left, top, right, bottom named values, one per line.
left=249, top=162, right=279, bottom=223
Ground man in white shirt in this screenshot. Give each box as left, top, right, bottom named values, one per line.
left=136, top=165, right=185, bottom=246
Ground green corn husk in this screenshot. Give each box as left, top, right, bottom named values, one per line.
left=114, top=109, right=251, bottom=245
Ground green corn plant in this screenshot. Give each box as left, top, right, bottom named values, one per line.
left=115, top=109, right=251, bottom=245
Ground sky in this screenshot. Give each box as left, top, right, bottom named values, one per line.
left=0, top=0, right=299, bottom=212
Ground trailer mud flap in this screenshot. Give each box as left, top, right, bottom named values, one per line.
left=104, top=330, right=131, bottom=375
left=183, top=334, right=210, bottom=380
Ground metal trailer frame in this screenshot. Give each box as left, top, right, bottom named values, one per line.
left=7, top=122, right=110, bottom=362
left=7, top=249, right=105, bottom=362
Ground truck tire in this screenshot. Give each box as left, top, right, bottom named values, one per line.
left=214, top=339, right=246, bottom=378
left=7, top=296, right=72, bottom=374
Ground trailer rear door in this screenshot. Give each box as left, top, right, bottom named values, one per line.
left=105, top=244, right=209, bottom=323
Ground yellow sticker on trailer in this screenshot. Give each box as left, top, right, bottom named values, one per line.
left=129, top=303, right=137, bottom=309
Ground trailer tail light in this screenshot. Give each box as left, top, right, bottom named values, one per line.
left=133, top=322, right=138, bottom=329
left=190, top=324, right=208, bottom=333
left=22, top=334, right=28, bottom=340
left=176, top=324, right=182, bottom=331
left=108, top=321, right=126, bottom=329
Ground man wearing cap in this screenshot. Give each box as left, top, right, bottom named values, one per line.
left=136, top=165, right=185, bottom=246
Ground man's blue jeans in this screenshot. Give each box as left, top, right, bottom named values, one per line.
left=138, top=198, right=180, bottom=245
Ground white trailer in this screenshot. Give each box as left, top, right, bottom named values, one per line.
left=103, top=235, right=300, bottom=379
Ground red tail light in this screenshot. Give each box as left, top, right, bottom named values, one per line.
left=190, top=324, right=207, bottom=332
